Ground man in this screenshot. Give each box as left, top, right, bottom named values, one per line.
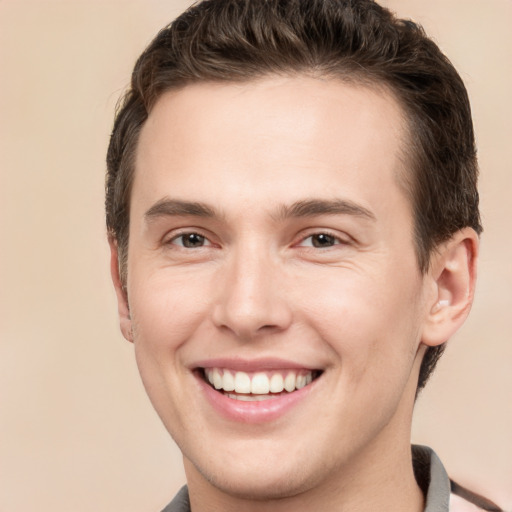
left=106, top=1, right=503, bottom=510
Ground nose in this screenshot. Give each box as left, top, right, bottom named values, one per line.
left=212, top=249, right=293, bottom=340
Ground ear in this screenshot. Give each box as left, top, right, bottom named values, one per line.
left=109, top=238, right=134, bottom=343
left=421, top=228, right=479, bottom=347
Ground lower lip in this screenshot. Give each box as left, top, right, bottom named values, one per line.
left=195, top=372, right=317, bottom=424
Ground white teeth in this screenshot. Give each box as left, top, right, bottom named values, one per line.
left=213, top=368, right=223, bottom=390
left=284, top=372, right=296, bottom=392
left=296, top=374, right=306, bottom=389
left=204, top=368, right=317, bottom=396
left=225, top=393, right=279, bottom=401
left=222, top=370, right=235, bottom=391
left=251, top=373, right=270, bottom=394
left=269, top=373, right=284, bottom=393
left=234, top=371, right=251, bottom=394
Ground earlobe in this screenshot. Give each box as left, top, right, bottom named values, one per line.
left=421, top=228, right=479, bottom=347
left=108, top=238, right=134, bottom=343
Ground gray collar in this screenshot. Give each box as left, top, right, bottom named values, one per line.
left=161, top=485, right=190, bottom=512
left=412, top=445, right=451, bottom=512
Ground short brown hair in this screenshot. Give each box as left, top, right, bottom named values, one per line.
left=106, top=0, right=482, bottom=392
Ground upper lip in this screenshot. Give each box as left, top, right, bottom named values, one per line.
left=191, top=357, right=321, bottom=372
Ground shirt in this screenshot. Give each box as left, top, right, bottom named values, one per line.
left=160, top=445, right=502, bottom=512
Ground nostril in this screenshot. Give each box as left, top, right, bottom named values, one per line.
left=211, top=275, right=293, bottom=338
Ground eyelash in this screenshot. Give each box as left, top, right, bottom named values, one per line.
left=296, top=231, right=349, bottom=249
left=164, top=230, right=349, bottom=250
left=166, top=231, right=212, bottom=248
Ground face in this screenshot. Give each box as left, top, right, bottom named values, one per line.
left=120, top=77, right=434, bottom=499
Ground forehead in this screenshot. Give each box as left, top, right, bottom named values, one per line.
left=133, top=76, right=410, bottom=220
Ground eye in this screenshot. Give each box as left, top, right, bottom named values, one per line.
left=170, top=232, right=211, bottom=248
left=298, top=233, right=344, bottom=248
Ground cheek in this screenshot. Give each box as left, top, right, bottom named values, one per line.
left=127, top=271, right=210, bottom=427
left=128, top=269, right=211, bottom=352
left=297, top=263, right=424, bottom=371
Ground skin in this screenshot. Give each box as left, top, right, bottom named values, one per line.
left=110, top=76, right=478, bottom=512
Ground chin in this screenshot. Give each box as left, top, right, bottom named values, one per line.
left=204, top=464, right=313, bottom=501
left=184, top=444, right=320, bottom=501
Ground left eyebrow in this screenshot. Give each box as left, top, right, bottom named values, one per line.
left=144, top=198, right=219, bottom=222
left=274, top=199, right=376, bottom=222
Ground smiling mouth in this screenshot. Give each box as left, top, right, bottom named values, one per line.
left=200, top=368, right=322, bottom=401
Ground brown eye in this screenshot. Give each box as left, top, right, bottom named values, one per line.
left=310, top=233, right=336, bottom=247
left=298, top=233, right=339, bottom=248
left=172, top=233, right=209, bottom=248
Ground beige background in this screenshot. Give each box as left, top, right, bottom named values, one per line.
left=0, top=1, right=510, bottom=510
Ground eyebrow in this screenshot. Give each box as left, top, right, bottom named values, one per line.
left=144, top=197, right=376, bottom=223
left=145, top=198, right=218, bottom=222
left=275, top=199, right=376, bottom=221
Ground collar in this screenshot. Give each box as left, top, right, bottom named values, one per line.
left=412, top=444, right=451, bottom=512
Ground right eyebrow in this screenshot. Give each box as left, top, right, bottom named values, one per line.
left=274, top=198, right=376, bottom=222
left=144, top=198, right=218, bottom=222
